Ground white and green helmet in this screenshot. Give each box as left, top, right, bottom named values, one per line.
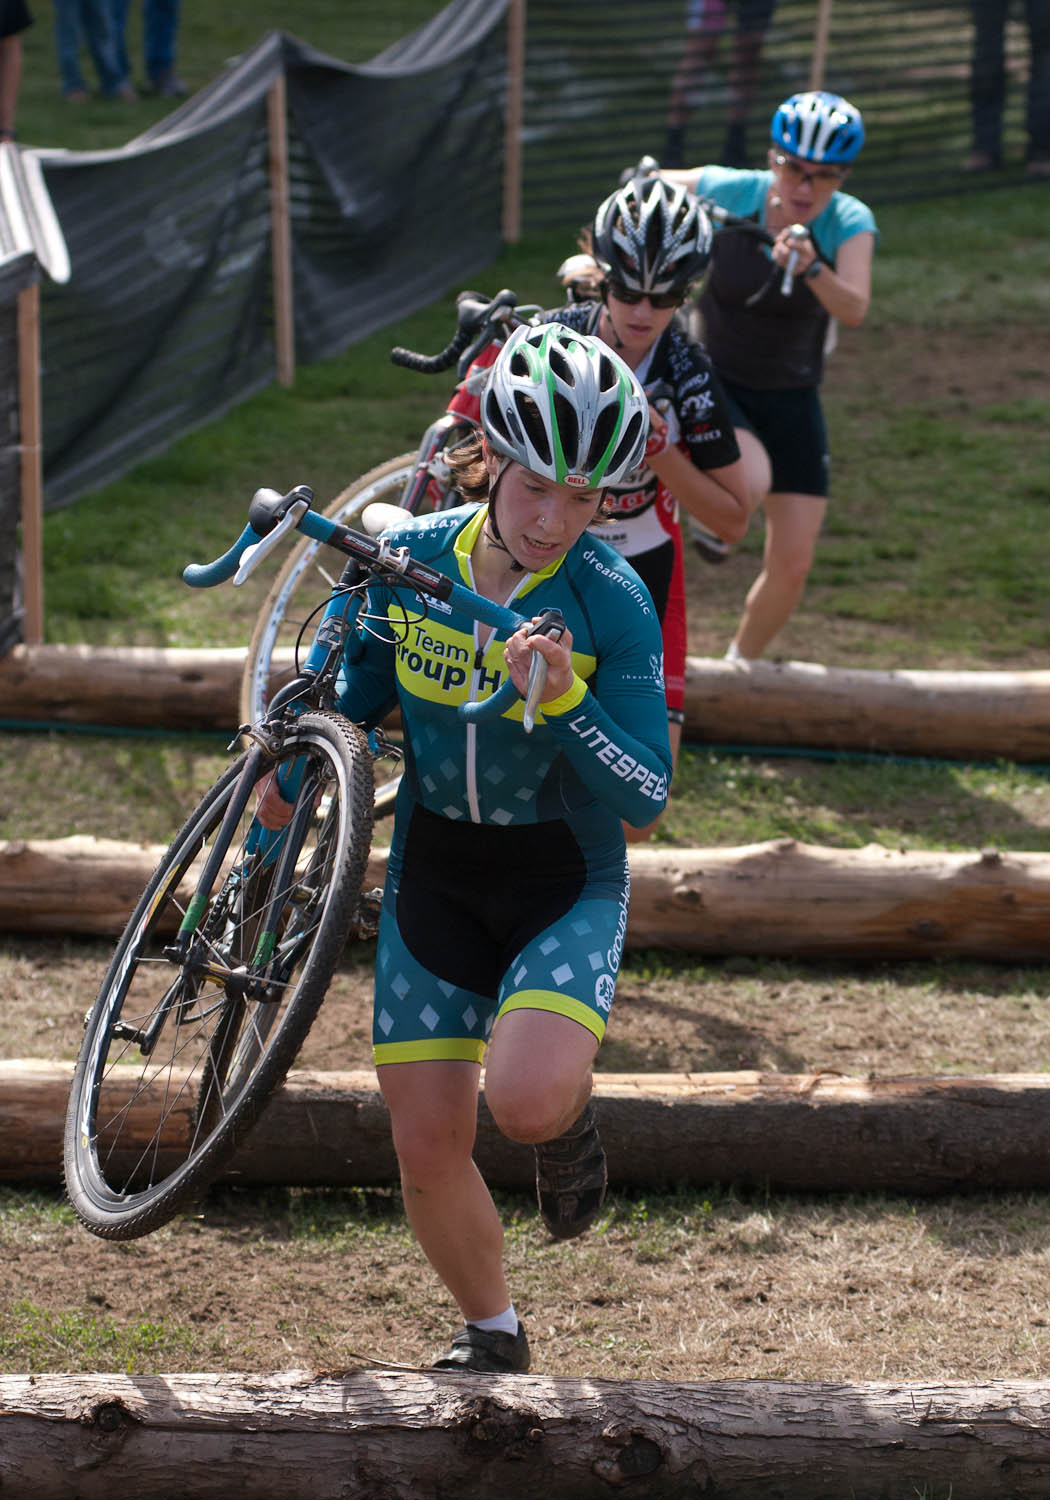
left=482, top=323, right=649, bottom=489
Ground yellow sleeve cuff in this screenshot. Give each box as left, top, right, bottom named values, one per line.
left=539, top=674, right=588, bottom=717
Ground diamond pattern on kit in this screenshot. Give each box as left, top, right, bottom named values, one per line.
left=392, top=972, right=411, bottom=1000
left=442, top=804, right=464, bottom=819
left=490, top=807, right=513, bottom=826
left=552, top=962, right=574, bottom=986
left=377, top=1009, right=394, bottom=1036
left=539, top=935, right=561, bottom=957
left=572, top=917, right=593, bottom=936
left=588, top=950, right=605, bottom=971
left=462, top=1005, right=478, bottom=1030
left=419, top=1003, right=440, bottom=1032
left=514, top=964, right=528, bottom=987
left=437, top=979, right=456, bottom=997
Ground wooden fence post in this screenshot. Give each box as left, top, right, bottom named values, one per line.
left=502, top=0, right=526, bottom=243
left=16, top=278, right=43, bottom=645
left=809, top=0, right=834, bottom=90
left=267, top=73, right=295, bottom=388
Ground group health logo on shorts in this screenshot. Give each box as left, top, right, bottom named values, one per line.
left=594, top=972, right=616, bottom=1013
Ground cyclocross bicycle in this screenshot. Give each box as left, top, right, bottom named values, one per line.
left=64, top=484, right=562, bottom=1241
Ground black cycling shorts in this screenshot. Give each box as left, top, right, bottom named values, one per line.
left=722, top=379, right=830, bottom=499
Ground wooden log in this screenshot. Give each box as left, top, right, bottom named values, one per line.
left=0, top=836, right=388, bottom=937
left=2, top=1369, right=1050, bottom=1499
left=625, top=840, right=1050, bottom=960
left=13, top=1060, right=1050, bottom=1195
left=0, top=643, right=251, bottom=730
left=3, top=835, right=1049, bottom=961
left=5, top=645, right=1050, bottom=761
left=684, top=656, right=1050, bottom=762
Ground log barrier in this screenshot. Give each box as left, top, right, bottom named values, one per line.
left=2, top=1369, right=1049, bottom=1498
left=10, top=1060, right=1050, bottom=1195
left=4, top=643, right=1050, bottom=760
left=2, top=834, right=1049, bottom=960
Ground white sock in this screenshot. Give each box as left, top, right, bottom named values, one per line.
left=724, top=640, right=741, bottom=662
left=470, top=1304, right=519, bottom=1336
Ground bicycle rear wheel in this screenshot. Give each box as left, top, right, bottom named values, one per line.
left=64, top=711, right=374, bottom=1241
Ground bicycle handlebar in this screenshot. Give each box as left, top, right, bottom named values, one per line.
left=184, top=487, right=562, bottom=729
left=389, top=288, right=523, bottom=376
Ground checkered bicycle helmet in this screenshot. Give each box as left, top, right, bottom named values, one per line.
left=482, top=323, right=649, bottom=489
left=771, top=91, right=865, bottom=164
left=591, top=177, right=714, bottom=297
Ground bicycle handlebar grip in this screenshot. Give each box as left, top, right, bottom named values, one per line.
left=183, top=522, right=265, bottom=588
left=390, top=321, right=474, bottom=374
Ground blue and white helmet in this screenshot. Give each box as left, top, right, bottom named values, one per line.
left=770, top=91, right=865, bottom=164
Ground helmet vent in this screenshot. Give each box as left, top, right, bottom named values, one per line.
left=609, top=410, right=646, bottom=474
left=586, top=402, right=620, bottom=473
left=548, top=345, right=575, bottom=387
left=514, top=391, right=552, bottom=467
left=553, top=392, right=580, bottom=466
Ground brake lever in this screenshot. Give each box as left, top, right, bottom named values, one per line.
left=233, top=496, right=311, bottom=584
left=522, top=609, right=566, bottom=733
left=780, top=224, right=809, bottom=297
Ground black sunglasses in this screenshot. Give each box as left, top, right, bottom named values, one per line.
left=606, top=279, right=684, bottom=311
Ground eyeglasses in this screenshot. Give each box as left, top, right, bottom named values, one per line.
left=772, top=152, right=845, bottom=186
left=606, top=279, right=685, bottom=311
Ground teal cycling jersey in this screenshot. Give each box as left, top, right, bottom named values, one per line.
left=336, top=503, right=672, bottom=832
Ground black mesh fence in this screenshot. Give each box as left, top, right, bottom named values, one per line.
left=520, top=0, right=1044, bottom=227
left=35, top=8, right=508, bottom=509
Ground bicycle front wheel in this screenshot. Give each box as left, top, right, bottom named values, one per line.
left=63, top=711, right=374, bottom=1241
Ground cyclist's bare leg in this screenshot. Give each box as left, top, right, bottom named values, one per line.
left=483, top=1008, right=599, bottom=1146
left=625, top=718, right=681, bottom=843
left=731, top=491, right=828, bottom=659
left=378, top=1058, right=510, bottom=1323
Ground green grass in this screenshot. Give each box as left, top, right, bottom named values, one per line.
left=15, top=2, right=447, bottom=154
left=659, top=750, right=1050, bottom=852
left=0, top=1298, right=205, bottom=1372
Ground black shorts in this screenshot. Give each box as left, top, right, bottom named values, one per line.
left=373, top=802, right=630, bottom=1064
left=0, top=0, right=32, bottom=39
left=722, top=379, right=830, bottom=498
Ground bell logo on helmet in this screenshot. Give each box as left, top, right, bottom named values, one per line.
left=565, top=473, right=591, bottom=488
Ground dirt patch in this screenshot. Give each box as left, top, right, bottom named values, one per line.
left=4, top=935, right=1050, bottom=1381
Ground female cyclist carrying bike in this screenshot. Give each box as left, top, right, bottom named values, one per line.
left=662, top=89, right=877, bottom=661
left=327, top=325, right=670, bottom=1373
